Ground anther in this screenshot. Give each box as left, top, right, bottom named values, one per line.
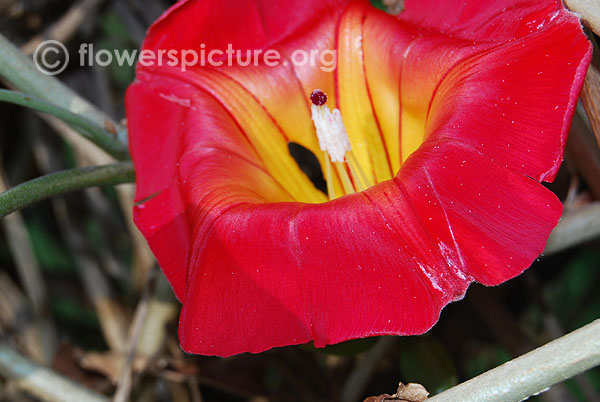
left=310, top=89, right=328, bottom=106
left=310, top=90, right=351, bottom=163
left=310, top=89, right=363, bottom=198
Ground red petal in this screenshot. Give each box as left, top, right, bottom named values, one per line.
left=179, top=139, right=561, bottom=356
left=128, top=76, right=193, bottom=299
left=128, top=75, right=295, bottom=299
left=127, top=0, right=590, bottom=356
left=399, top=0, right=561, bottom=42
left=143, top=0, right=348, bottom=57
left=425, top=11, right=591, bottom=181
left=399, top=140, right=562, bottom=286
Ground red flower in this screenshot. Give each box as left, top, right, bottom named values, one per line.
left=127, top=0, right=591, bottom=356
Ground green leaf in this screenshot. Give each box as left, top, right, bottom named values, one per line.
left=544, top=250, right=600, bottom=328
left=464, top=344, right=511, bottom=378
left=99, top=12, right=136, bottom=42
left=27, top=220, right=74, bottom=274
left=370, top=0, right=387, bottom=10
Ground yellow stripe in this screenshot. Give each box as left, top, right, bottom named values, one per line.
left=191, top=69, right=327, bottom=204
left=337, top=5, right=393, bottom=186
left=401, top=110, right=426, bottom=162
left=362, top=11, right=405, bottom=174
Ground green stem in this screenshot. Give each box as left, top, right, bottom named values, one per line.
left=0, top=33, right=128, bottom=146
left=0, top=162, right=134, bottom=218
left=0, top=89, right=129, bottom=159
left=428, top=319, right=600, bottom=402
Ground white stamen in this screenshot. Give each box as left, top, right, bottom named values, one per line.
left=311, top=104, right=352, bottom=163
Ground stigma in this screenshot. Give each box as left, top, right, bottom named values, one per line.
left=310, top=90, right=368, bottom=199
left=310, top=90, right=351, bottom=163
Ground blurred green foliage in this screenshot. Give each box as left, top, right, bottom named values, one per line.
left=399, top=336, right=457, bottom=394
left=545, top=250, right=600, bottom=330
left=97, top=12, right=137, bottom=88
left=27, top=220, right=74, bottom=274
left=370, top=0, right=387, bottom=11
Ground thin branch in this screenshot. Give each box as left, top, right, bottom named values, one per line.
left=342, top=337, right=397, bottom=402
left=113, top=266, right=158, bottom=402
left=580, top=31, right=600, bottom=148
left=428, top=319, right=600, bottom=402
left=0, top=172, right=57, bottom=364
left=40, top=115, right=117, bottom=165
left=0, top=273, right=50, bottom=365
left=0, top=162, right=134, bottom=218
left=0, top=341, right=109, bottom=402
left=0, top=33, right=127, bottom=143
left=566, top=112, right=600, bottom=199
left=135, top=273, right=178, bottom=357
left=32, top=119, right=134, bottom=354
left=544, top=202, right=600, bottom=255
left=0, top=90, right=129, bottom=159
left=53, top=192, right=130, bottom=354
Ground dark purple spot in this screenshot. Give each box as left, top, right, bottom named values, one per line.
left=310, top=89, right=328, bottom=106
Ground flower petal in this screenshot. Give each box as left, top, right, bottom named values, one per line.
left=178, top=139, right=561, bottom=356
left=143, top=0, right=348, bottom=57
left=399, top=140, right=562, bottom=286
left=397, top=0, right=591, bottom=176
left=128, top=74, right=297, bottom=299
left=399, top=0, right=561, bottom=42
left=127, top=0, right=590, bottom=357
left=361, top=10, right=414, bottom=173
left=337, top=1, right=395, bottom=184
left=425, top=9, right=591, bottom=181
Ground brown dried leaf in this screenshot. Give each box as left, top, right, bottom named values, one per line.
left=80, top=351, right=150, bottom=384
left=396, top=383, right=429, bottom=402
left=383, top=0, right=405, bottom=15
left=104, top=119, right=117, bottom=135
left=363, top=383, right=429, bottom=402
left=364, top=395, right=393, bottom=402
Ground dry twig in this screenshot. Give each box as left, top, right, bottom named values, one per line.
left=113, top=266, right=158, bottom=402
left=566, top=112, right=600, bottom=199
left=0, top=341, right=109, bottom=402
left=341, top=337, right=398, bottom=402
left=427, top=319, right=600, bottom=402
left=0, top=171, right=57, bottom=364
left=565, top=0, right=600, bottom=36
left=21, top=0, right=104, bottom=55
left=580, top=31, right=600, bottom=148
left=545, top=202, right=600, bottom=255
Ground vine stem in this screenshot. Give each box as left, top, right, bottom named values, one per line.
left=0, top=33, right=127, bottom=145
left=0, top=341, right=108, bottom=402
left=0, top=90, right=129, bottom=159
left=0, top=162, right=134, bottom=218
left=428, top=319, right=600, bottom=402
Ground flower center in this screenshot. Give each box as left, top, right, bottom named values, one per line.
left=310, top=89, right=369, bottom=200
